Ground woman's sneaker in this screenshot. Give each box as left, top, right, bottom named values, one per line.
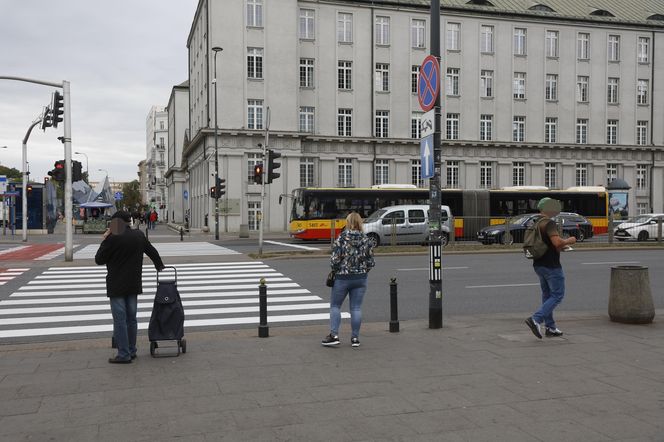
left=321, top=334, right=340, bottom=346
left=545, top=327, right=563, bottom=337
left=350, top=337, right=360, bottom=348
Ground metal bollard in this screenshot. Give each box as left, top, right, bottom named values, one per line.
left=258, top=278, right=269, bottom=338
left=180, top=227, right=184, bottom=241
left=389, top=277, right=399, bottom=333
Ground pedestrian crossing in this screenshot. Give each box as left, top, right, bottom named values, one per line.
left=74, top=242, right=240, bottom=259
left=0, top=261, right=342, bottom=339
left=0, top=268, right=29, bottom=286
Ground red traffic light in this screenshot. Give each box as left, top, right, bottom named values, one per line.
left=55, top=162, right=64, bottom=169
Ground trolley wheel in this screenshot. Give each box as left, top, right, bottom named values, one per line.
left=180, top=338, right=187, bottom=354
left=150, top=341, right=157, bottom=356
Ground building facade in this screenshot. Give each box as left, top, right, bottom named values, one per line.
left=183, top=0, right=664, bottom=232
left=145, top=105, right=169, bottom=220
left=166, top=81, right=190, bottom=225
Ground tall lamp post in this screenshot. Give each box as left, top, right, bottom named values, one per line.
left=74, top=151, right=89, bottom=178
left=212, top=46, right=223, bottom=241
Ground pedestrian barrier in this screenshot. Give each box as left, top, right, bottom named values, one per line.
left=608, top=266, right=655, bottom=324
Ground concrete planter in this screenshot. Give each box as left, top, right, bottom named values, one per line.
left=609, top=266, right=655, bottom=324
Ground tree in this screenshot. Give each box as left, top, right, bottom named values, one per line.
left=0, top=165, right=22, bottom=180
left=120, top=180, right=142, bottom=210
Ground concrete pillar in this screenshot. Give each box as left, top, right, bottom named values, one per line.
left=608, top=265, right=655, bottom=324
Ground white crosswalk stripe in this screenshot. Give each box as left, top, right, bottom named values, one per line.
left=0, top=261, right=343, bottom=339
left=73, top=242, right=240, bottom=259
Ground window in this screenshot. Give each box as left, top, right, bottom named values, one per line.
left=299, top=9, right=315, bottom=39
left=637, top=202, right=648, bottom=215
left=606, top=164, right=618, bottom=184
left=299, top=58, right=314, bottom=88
left=374, top=159, right=389, bottom=185
left=299, top=106, right=314, bottom=133
left=513, top=116, right=526, bottom=142
left=514, top=28, right=527, bottom=55
left=338, top=158, right=353, bottom=187
left=247, top=99, right=263, bottom=129
left=636, top=164, right=648, bottom=190
left=411, top=160, right=423, bottom=187
left=607, top=77, right=619, bottom=104
left=375, top=16, right=390, bottom=45
left=247, top=47, right=263, bottom=79
left=247, top=152, right=262, bottom=182
left=337, top=108, right=352, bottom=137
left=411, top=19, right=426, bottom=48
left=338, top=61, right=352, bottom=90
left=636, top=120, right=648, bottom=146
left=608, top=35, right=620, bottom=62
left=375, top=63, right=390, bottom=92
left=577, top=33, right=590, bottom=59
left=637, top=79, right=649, bottom=105
left=375, top=110, right=389, bottom=138
left=300, top=158, right=315, bottom=187
left=246, top=0, right=263, bottom=27
left=247, top=201, right=262, bottom=230
left=446, top=113, right=459, bottom=140
left=480, top=161, right=492, bottom=189
left=545, top=163, right=557, bottom=188
left=512, top=162, right=525, bottom=186
left=546, top=30, right=559, bottom=57
left=411, top=113, right=422, bottom=139
left=575, top=163, right=588, bottom=186
left=480, top=114, right=493, bottom=141
left=446, top=68, right=459, bottom=96
left=544, top=117, right=557, bottom=143
left=545, top=74, right=558, bottom=101
left=411, top=65, right=420, bottom=94
left=447, top=22, right=461, bottom=50
left=446, top=161, right=459, bottom=188
left=337, top=12, right=353, bottom=43
left=481, top=70, right=493, bottom=97
left=607, top=120, right=618, bottom=144
left=159, top=121, right=165, bottom=130
left=576, top=119, right=588, bottom=144
left=480, top=25, right=494, bottom=52
left=513, top=72, right=526, bottom=99
left=159, top=137, right=164, bottom=147
left=574, top=76, right=589, bottom=102
left=638, top=37, right=650, bottom=63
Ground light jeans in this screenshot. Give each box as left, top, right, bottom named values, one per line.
left=329, top=274, right=368, bottom=338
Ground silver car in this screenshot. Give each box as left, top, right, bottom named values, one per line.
left=363, top=204, right=452, bottom=247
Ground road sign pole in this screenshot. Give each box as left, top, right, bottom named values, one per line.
left=429, top=0, right=443, bottom=329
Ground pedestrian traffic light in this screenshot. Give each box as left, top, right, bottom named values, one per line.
left=210, top=186, right=217, bottom=199
left=215, top=177, right=226, bottom=198
left=267, top=149, right=281, bottom=184
left=253, top=163, right=263, bottom=184
left=48, top=160, right=66, bottom=181
left=40, top=106, right=53, bottom=131
left=51, top=91, right=64, bottom=128
left=72, top=160, right=83, bottom=182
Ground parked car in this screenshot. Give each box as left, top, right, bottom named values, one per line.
left=613, top=213, right=664, bottom=241
left=553, top=212, right=593, bottom=242
left=364, top=204, right=452, bottom=247
left=477, top=213, right=579, bottom=245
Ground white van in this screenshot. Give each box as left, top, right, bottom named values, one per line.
left=363, top=204, right=452, bottom=247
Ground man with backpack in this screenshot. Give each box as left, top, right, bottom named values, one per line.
left=524, top=198, right=576, bottom=339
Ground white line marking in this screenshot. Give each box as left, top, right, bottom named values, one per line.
left=37, top=268, right=273, bottom=279
left=581, top=261, right=640, bottom=265
left=44, top=262, right=265, bottom=272
left=263, top=240, right=320, bottom=251
left=465, top=283, right=540, bottom=289
left=0, top=246, right=29, bottom=256
left=397, top=267, right=469, bottom=271
left=20, top=277, right=293, bottom=291
left=27, top=273, right=283, bottom=286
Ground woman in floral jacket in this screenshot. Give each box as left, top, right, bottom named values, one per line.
left=322, top=212, right=375, bottom=348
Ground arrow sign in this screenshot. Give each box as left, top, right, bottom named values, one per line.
left=420, top=134, right=434, bottom=179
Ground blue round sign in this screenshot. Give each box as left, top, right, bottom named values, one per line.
left=183, top=190, right=189, bottom=200
left=417, top=55, right=440, bottom=112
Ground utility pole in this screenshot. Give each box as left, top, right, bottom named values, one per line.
left=212, top=46, right=223, bottom=241
left=22, top=117, right=42, bottom=242
left=258, top=107, right=270, bottom=257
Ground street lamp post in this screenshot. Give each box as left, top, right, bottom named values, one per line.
left=212, top=46, right=223, bottom=241
left=74, top=151, right=89, bottom=178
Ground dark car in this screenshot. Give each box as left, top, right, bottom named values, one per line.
left=553, top=212, right=593, bottom=242
left=477, top=213, right=579, bottom=245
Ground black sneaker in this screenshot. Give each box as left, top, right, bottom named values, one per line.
left=321, top=333, right=340, bottom=346
left=545, top=327, right=563, bottom=337
left=525, top=317, right=543, bottom=339
left=351, top=337, right=360, bottom=348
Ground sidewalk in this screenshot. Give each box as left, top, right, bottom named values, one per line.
left=0, top=311, right=662, bottom=441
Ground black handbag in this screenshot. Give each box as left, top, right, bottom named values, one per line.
left=326, top=271, right=336, bottom=287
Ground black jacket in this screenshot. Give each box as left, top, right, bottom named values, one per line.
left=95, top=228, right=164, bottom=297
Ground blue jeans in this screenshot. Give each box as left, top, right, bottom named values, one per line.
left=110, top=295, right=138, bottom=360
left=329, top=275, right=368, bottom=338
left=532, top=266, right=565, bottom=329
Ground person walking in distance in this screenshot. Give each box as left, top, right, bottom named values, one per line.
left=322, top=212, right=375, bottom=348
left=525, top=198, right=576, bottom=339
left=149, top=209, right=158, bottom=230
left=95, top=211, right=165, bottom=363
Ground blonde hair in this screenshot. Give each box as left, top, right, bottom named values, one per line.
left=345, top=212, right=363, bottom=232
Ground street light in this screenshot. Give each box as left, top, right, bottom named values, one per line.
left=74, top=151, right=88, bottom=177
left=212, top=46, right=223, bottom=241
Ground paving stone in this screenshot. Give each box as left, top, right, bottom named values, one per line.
left=0, top=410, right=68, bottom=436
left=0, top=397, right=42, bottom=417
left=518, top=418, right=612, bottom=442
left=578, top=413, right=661, bottom=440
left=231, top=405, right=303, bottom=431
left=445, top=424, right=539, bottom=442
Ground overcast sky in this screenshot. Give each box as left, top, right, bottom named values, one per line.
left=0, top=1, right=195, bottom=182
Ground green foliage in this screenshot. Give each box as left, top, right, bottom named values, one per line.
left=0, top=165, right=22, bottom=180
left=120, top=180, right=142, bottom=210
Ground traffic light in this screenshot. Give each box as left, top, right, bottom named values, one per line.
left=267, top=149, right=281, bottom=184
left=51, top=91, right=64, bottom=128
left=215, top=177, right=226, bottom=199
left=210, top=186, right=217, bottom=199
left=48, top=160, right=66, bottom=181
left=253, top=163, right=263, bottom=184
left=41, top=106, right=53, bottom=131
left=26, top=185, right=33, bottom=195
left=72, top=160, right=83, bottom=182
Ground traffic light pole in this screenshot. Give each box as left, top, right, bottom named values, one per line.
left=21, top=118, right=42, bottom=242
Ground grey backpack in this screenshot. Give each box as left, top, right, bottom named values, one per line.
left=523, top=216, right=550, bottom=259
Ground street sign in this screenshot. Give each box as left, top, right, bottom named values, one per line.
left=420, top=109, right=435, bottom=138
left=114, top=191, right=123, bottom=201
left=420, top=135, right=435, bottom=179
left=0, top=175, right=7, bottom=194
left=417, top=55, right=440, bottom=112
left=183, top=190, right=189, bottom=200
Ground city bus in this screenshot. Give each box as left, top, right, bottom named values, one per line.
left=288, top=185, right=608, bottom=240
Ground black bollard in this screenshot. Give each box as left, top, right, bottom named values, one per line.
left=180, top=227, right=184, bottom=241
left=389, top=277, right=399, bottom=333
left=258, top=278, right=269, bottom=337
left=145, top=226, right=149, bottom=240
